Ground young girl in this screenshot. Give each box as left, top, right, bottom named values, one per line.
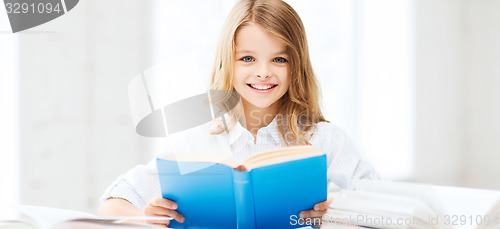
left=99, top=0, right=379, bottom=227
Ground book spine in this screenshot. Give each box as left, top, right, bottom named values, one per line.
left=233, top=170, right=256, bottom=229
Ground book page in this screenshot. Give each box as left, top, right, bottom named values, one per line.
left=351, top=180, right=446, bottom=214
left=161, top=153, right=240, bottom=168
left=0, top=206, right=36, bottom=229
left=19, top=205, right=96, bottom=229
left=52, top=218, right=168, bottom=228
left=351, top=180, right=500, bottom=228
left=159, top=145, right=322, bottom=172
left=328, top=190, right=439, bottom=226
left=431, top=186, right=500, bottom=229
left=11, top=206, right=173, bottom=229
left=242, top=145, right=322, bottom=170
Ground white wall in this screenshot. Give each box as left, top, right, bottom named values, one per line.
left=413, top=0, right=465, bottom=186
left=0, top=4, right=19, bottom=206
left=461, top=0, right=500, bottom=189
left=18, top=0, right=155, bottom=213
left=413, top=0, right=500, bottom=189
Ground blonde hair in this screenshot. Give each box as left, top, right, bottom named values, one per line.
left=209, top=0, right=327, bottom=145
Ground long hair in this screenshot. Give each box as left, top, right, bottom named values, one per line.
left=209, top=0, right=327, bottom=145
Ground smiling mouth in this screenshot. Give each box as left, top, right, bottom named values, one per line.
left=247, top=83, right=278, bottom=90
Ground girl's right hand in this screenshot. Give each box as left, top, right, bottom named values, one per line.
left=144, top=197, right=185, bottom=227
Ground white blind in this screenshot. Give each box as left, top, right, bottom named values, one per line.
left=355, top=0, right=415, bottom=179
left=289, top=0, right=415, bottom=179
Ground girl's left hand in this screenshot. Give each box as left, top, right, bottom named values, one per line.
left=298, top=197, right=333, bottom=228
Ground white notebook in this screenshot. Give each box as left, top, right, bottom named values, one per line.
left=0, top=205, right=172, bottom=229
left=322, top=180, right=500, bottom=229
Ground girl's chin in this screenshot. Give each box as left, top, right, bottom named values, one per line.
left=242, top=99, right=279, bottom=110
left=253, top=104, right=274, bottom=109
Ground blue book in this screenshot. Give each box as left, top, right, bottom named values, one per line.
left=156, top=145, right=327, bottom=229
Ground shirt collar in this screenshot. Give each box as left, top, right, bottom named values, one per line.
left=227, top=116, right=282, bottom=145
left=227, top=120, right=247, bottom=145
left=265, top=117, right=282, bottom=144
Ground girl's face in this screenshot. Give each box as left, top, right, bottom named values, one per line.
left=233, top=23, right=290, bottom=113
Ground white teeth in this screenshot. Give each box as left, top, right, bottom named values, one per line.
left=250, top=84, right=274, bottom=90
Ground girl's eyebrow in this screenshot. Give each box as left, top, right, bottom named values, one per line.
left=236, top=50, right=254, bottom=55
left=235, top=50, right=288, bottom=56
left=273, top=51, right=288, bottom=56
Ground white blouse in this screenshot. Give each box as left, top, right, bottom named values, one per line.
left=100, top=118, right=380, bottom=210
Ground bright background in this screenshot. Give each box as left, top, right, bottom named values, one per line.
left=1, top=0, right=499, bottom=213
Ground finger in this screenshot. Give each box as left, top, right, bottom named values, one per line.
left=313, top=197, right=333, bottom=210
left=143, top=210, right=172, bottom=225
left=146, top=219, right=170, bottom=226
left=144, top=205, right=165, bottom=216
left=299, top=209, right=327, bottom=218
left=146, top=211, right=185, bottom=225
left=154, top=210, right=185, bottom=223
left=144, top=205, right=185, bottom=224
left=149, top=197, right=178, bottom=210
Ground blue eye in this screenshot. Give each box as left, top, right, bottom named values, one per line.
left=274, top=57, right=287, bottom=63
left=241, top=56, right=254, bottom=62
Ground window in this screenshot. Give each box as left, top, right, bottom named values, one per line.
left=355, top=0, right=415, bottom=179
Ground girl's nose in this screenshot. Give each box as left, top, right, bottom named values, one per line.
left=256, top=64, right=271, bottom=78
left=256, top=73, right=270, bottom=78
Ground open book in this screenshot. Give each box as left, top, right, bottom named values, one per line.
left=321, top=180, right=500, bottom=229
left=0, top=205, right=172, bottom=229
left=156, top=145, right=327, bottom=229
